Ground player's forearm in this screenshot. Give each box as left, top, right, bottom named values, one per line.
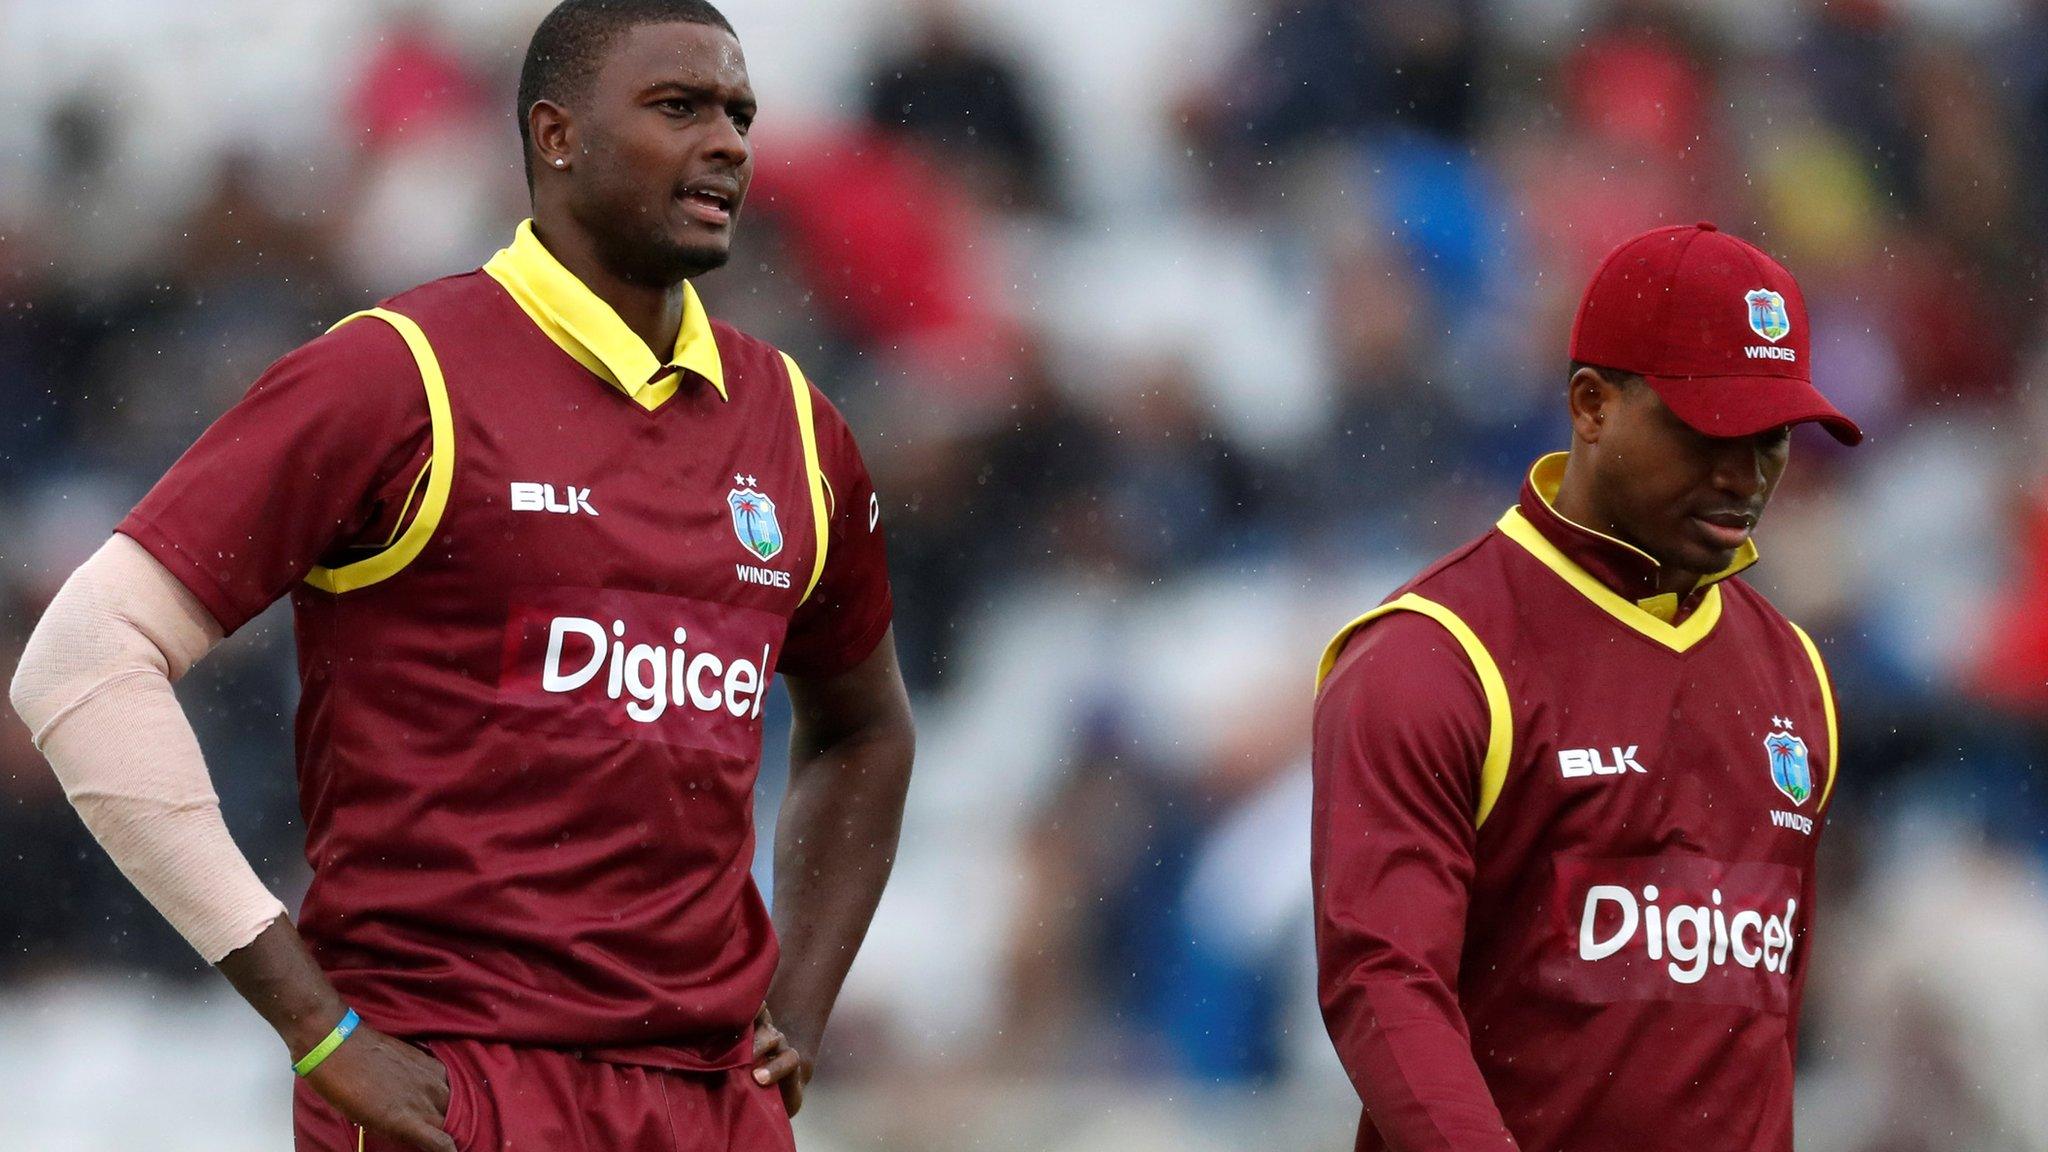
left=1319, top=889, right=1517, bottom=1150
left=1323, top=978, right=1520, bottom=1152
left=8, top=536, right=288, bottom=962
left=766, top=704, right=913, bottom=1057
left=214, top=915, right=355, bottom=1059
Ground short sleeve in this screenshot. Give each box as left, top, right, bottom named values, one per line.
left=779, top=387, right=893, bottom=680
left=115, top=316, right=432, bottom=635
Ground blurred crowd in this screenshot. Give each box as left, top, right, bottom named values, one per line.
left=2, top=0, right=2047, bottom=1148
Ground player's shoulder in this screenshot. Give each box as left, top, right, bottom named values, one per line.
left=707, top=317, right=799, bottom=383
left=1320, top=527, right=1504, bottom=674
left=374, top=268, right=507, bottom=326
left=294, top=270, right=496, bottom=364
left=256, top=308, right=415, bottom=401
left=248, top=273, right=498, bottom=413
left=1716, top=574, right=1812, bottom=645
left=1317, top=606, right=1488, bottom=733
left=1317, top=525, right=1511, bottom=695
left=1328, top=607, right=1478, bottom=675
left=1395, top=521, right=1514, bottom=602
left=713, top=321, right=861, bottom=434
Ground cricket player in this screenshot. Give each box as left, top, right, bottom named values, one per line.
left=1311, top=223, right=1862, bottom=1151
left=8, top=2, right=915, bottom=1149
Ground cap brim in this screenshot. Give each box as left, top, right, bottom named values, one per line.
left=1642, top=373, right=1864, bottom=446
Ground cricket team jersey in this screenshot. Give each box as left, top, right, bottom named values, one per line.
left=118, top=220, right=892, bottom=1069
left=1310, top=453, right=1838, bottom=1152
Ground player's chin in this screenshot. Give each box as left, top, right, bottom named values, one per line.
left=660, top=231, right=734, bottom=280
left=1669, top=531, right=1741, bottom=578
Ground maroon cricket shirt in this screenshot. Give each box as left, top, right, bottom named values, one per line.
left=1311, top=453, right=1838, bottom=1152
left=119, top=221, right=892, bottom=1069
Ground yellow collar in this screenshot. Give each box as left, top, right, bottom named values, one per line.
left=1497, top=452, right=1759, bottom=652
left=1526, top=451, right=1757, bottom=608
left=483, top=219, right=725, bottom=409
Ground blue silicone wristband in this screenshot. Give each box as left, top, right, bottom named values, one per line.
left=292, top=1008, right=361, bottom=1077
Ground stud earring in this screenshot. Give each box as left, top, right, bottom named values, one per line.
left=553, top=158, right=568, bottom=169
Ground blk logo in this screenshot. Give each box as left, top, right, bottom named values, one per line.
left=1558, top=746, right=1647, bottom=779
left=510, top=482, right=599, bottom=517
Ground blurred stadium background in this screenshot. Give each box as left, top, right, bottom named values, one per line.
left=3, top=0, right=2047, bottom=1147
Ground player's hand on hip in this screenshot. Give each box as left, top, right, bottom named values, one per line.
left=750, top=1005, right=813, bottom=1117
left=303, top=1023, right=458, bottom=1152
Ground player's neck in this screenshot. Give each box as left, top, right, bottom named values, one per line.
left=529, top=219, right=686, bottom=361
left=1552, top=461, right=1704, bottom=599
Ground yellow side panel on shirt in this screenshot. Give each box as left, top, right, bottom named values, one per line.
left=303, top=308, right=456, bottom=594
left=1788, top=622, right=1840, bottom=811
left=780, top=353, right=831, bottom=606
left=1317, top=593, right=1514, bottom=828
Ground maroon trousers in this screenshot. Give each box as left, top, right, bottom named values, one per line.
left=293, top=1039, right=798, bottom=1152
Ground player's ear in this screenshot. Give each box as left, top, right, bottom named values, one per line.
left=529, top=100, right=576, bottom=174
left=1567, top=366, right=1620, bottom=444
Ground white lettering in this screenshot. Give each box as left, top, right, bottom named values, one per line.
left=1730, top=910, right=1764, bottom=968
left=1763, top=898, right=1798, bottom=974
left=670, top=627, right=690, bottom=708
left=622, top=643, right=667, bottom=722
left=1769, top=810, right=1814, bottom=835
left=1560, top=745, right=1647, bottom=778
left=1665, top=905, right=1711, bottom=984
left=1745, top=345, right=1797, bottom=362
left=1575, top=885, right=1799, bottom=984
left=687, top=652, right=725, bottom=711
left=735, top=564, right=793, bottom=589
left=541, top=617, right=607, bottom=691
left=510, top=481, right=600, bottom=515
left=606, top=621, right=626, bottom=700
left=535, top=615, right=767, bottom=724
left=1579, top=886, right=1638, bottom=961
left=724, top=660, right=759, bottom=717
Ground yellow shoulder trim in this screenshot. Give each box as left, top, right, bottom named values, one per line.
left=374, top=457, right=434, bottom=551
left=780, top=353, right=830, bottom=605
left=1316, top=592, right=1515, bottom=828
left=1497, top=507, right=1724, bottom=653
left=1788, top=622, right=1840, bottom=811
left=303, top=308, right=455, bottom=594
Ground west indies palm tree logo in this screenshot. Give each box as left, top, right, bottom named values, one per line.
left=727, top=475, right=784, bottom=561
left=1745, top=289, right=1791, bottom=343
left=1764, top=718, right=1811, bottom=806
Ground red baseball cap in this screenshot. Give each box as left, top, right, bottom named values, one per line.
left=1569, top=222, right=1863, bottom=445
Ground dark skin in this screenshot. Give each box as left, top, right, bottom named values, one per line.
left=762, top=630, right=916, bottom=1114
left=529, top=19, right=758, bottom=350
left=1552, top=366, right=1794, bottom=598
left=217, top=20, right=916, bottom=1147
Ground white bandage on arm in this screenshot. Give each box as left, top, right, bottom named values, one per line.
left=8, top=534, right=288, bottom=963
